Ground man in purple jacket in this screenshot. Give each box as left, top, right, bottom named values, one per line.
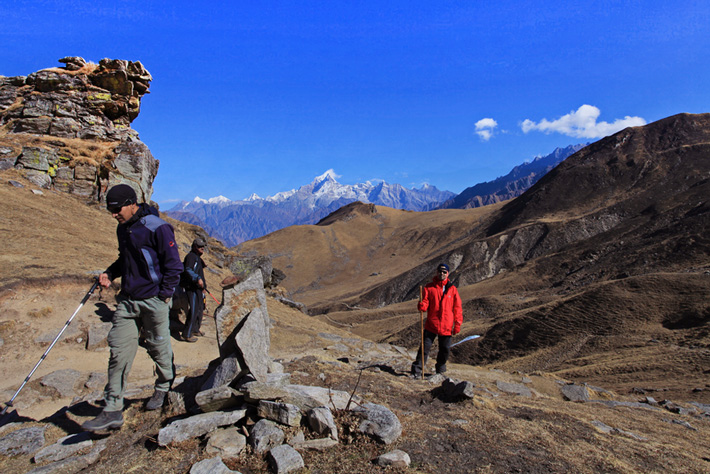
left=83, top=184, right=183, bottom=432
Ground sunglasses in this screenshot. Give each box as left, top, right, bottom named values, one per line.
left=438, top=269, right=448, bottom=273
left=107, top=199, right=134, bottom=214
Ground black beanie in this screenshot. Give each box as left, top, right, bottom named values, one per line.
left=106, top=184, right=137, bottom=208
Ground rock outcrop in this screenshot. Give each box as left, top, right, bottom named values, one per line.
left=0, top=57, right=158, bottom=202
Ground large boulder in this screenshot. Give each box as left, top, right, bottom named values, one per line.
left=214, top=270, right=270, bottom=359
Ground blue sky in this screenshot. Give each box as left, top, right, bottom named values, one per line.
left=2, top=1, right=709, bottom=207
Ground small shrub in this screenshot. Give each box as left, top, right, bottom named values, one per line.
left=28, top=306, right=53, bottom=318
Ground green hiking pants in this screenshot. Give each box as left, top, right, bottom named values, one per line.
left=104, top=295, right=174, bottom=412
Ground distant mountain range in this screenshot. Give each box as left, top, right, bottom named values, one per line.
left=166, top=170, right=455, bottom=246
left=167, top=145, right=586, bottom=247
left=437, top=144, right=586, bottom=209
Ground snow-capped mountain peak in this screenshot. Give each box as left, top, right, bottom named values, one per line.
left=193, top=195, right=231, bottom=205
left=167, top=170, right=455, bottom=246
left=315, top=169, right=340, bottom=183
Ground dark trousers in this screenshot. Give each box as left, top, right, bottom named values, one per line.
left=411, top=329, right=452, bottom=375
left=182, top=290, right=204, bottom=339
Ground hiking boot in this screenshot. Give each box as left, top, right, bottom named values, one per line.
left=146, top=390, right=168, bottom=410
left=435, top=364, right=447, bottom=374
left=82, top=410, right=123, bottom=432
left=184, top=335, right=198, bottom=343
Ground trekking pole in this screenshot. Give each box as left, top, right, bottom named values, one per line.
left=419, top=285, right=424, bottom=380
left=1, top=278, right=100, bottom=421
left=205, top=288, right=220, bottom=304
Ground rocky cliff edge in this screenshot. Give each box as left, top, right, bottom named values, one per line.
left=0, top=57, right=158, bottom=203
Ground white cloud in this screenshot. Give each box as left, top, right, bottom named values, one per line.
left=521, top=105, right=647, bottom=139
left=475, top=118, right=498, bottom=141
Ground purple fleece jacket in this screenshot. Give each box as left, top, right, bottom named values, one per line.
left=105, top=204, right=182, bottom=300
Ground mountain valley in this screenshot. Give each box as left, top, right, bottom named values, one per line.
left=1, top=57, right=709, bottom=473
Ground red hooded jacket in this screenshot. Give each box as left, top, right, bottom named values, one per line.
left=418, top=277, right=463, bottom=336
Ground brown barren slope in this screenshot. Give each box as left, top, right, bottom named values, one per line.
left=2, top=114, right=710, bottom=473
left=240, top=113, right=710, bottom=405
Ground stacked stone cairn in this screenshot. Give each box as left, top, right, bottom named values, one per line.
left=160, top=270, right=403, bottom=473
left=0, top=57, right=159, bottom=202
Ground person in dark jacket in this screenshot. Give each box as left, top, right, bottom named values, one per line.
left=83, top=184, right=183, bottom=432
left=181, top=238, right=207, bottom=342
left=411, top=263, right=463, bottom=377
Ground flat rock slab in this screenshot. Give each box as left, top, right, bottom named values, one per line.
left=41, top=369, right=82, bottom=398
left=158, top=409, right=247, bottom=446
left=290, top=437, right=338, bottom=451
left=27, top=439, right=107, bottom=474
left=0, top=425, right=46, bottom=456
left=234, top=308, right=269, bottom=382
left=496, top=380, right=532, bottom=397
left=33, top=432, right=93, bottom=464
left=205, top=427, right=247, bottom=458
left=280, top=384, right=358, bottom=411
left=195, top=385, right=242, bottom=413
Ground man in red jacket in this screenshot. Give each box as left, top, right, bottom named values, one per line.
left=411, top=263, right=463, bottom=377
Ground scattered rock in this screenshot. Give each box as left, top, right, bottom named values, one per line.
left=220, top=276, right=240, bottom=288
left=84, top=372, right=107, bottom=391
left=671, top=419, right=697, bottom=431
left=591, top=420, right=647, bottom=441
left=561, top=383, right=590, bottom=402
left=258, top=400, right=302, bottom=427
left=249, top=419, right=285, bottom=454
left=438, top=377, right=476, bottom=401
left=87, top=322, right=112, bottom=350
left=189, top=456, right=239, bottom=474
left=205, top=427, right=247, bottom=458
left=496, top=380, right=532, bottom=397
left=375, top=449, right=411, bottom=468
left=307, top=406, right=338, bottom=440
left=289, top=437, right=338, bottom=451
left=268, top=444, right=304, bottom=474
left=351, top=402, right=402, bottom=445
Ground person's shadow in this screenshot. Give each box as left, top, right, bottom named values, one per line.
left=93, top=302, right=114, bottom=323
